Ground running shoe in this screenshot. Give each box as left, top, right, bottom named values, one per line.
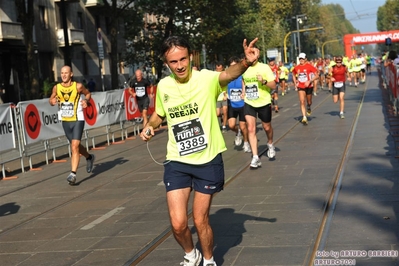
left=250, top=157, right=262, bottom=168
left=275, top=109, right=279, bottom=113
left=301, top=117, right=308, bottom=125
left=234, top=134, right=243, bottom=146
left=243, top=142, right=251, bottom=153
left=267, top=143, right=276, bottom=158
left=282, top=92, right=285, bottom=96
left=340, top=113, right=345, bottom=119
left=180, top=249, right=202, bottom=266
left=67, top=172, right=76, bottom=185
left=222, top=126, right=227, bottom=133
left=306, top=106, right=311, bottom=116
left=313, top=92, right=317, bottom=96
left=86, top=154, right=95, bottom=173
left=205, top=263, right=217, bottom=266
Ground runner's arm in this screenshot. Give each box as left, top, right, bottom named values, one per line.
left=219, top=38, right=259, bottom=87
left=49, top=85, right=58, bottom=106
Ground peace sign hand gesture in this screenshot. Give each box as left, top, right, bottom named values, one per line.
left=243, top=38, right=260, bottom=66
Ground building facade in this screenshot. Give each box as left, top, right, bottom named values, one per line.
left=0, top=0, right=128, bottom=103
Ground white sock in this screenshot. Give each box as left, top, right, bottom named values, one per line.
left=203, top=257, right=216, bottom=266
left=253, top=155, right=259, bottom=159
left=185, top=249, right=196, bottom=260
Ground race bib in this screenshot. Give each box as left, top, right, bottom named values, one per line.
left=60, top=102, right=74, bottom=118
left=136, top=87, right=146, bottom=97
left=245, top=84, right=259, bottom=100
left=334, top=82, right=344, bottom=88
left=229, top=89, right=242, bottom=102
left=298, top=73, right=308, bottom=83
left=172, top=118, right=208, bottom=156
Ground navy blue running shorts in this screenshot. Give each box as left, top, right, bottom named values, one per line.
left=163, top=153, right=225, bottom=194
left=62, top=121, right=85, bottom=142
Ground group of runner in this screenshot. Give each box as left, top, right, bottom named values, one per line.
left=290, top=52, right=372, bottom=122
left=221, top=50, right=371, bottom=159
left=308, top=53, right=371, bottom=94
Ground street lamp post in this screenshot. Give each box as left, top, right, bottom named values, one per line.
left=322, top=39, right=340, bottom=58
left=294, top=14, right=307, bottom=56
left=284, top=26, right=324, bottom=63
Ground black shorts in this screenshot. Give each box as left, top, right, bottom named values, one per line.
left=163, top=153, right=224, bottom=194
left=244, top=103, right=272, bottom=123
left=298, top=87, right=314, bottom=95
left=137, top=97, right=150, bottom=112
left=332, top=83, right=346, bottom=95
left=62, top=121, right=85, bottom=142
left=228, top=105, right=246, bottom=122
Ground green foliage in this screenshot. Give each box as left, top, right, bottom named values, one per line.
left=123, top=0, right=364, bottom=73
left=376, top=0, right=399, bottom=52
left=41, top=78, right=54, bottom=98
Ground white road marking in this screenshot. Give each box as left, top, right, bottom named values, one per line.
left=80, top=207, right=125, bottom=230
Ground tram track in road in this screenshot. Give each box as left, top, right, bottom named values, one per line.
left=305, top=80, right=368, bottom=265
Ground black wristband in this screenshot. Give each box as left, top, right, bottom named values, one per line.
left=262, top=80, right=268, bottom=85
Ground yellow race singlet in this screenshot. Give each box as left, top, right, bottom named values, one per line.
left=56, top=82, right=84, bottom=122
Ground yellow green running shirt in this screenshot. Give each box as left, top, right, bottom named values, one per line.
left=242, top=62, right=275, bottom=107
left=155, top=69, right=227, bottom=165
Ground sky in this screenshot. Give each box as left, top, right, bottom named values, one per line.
left=321, top=0, right=386, bottom=33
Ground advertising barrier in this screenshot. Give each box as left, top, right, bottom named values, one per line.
left=384, top=63, right=399, bottom=115
left=18, top=99, right=64, bottom=145
left=85, top=90, right=126, bottom=129
left=0, top=103, right=16, bottom=151
left=0, top=87, right=155, bottom=179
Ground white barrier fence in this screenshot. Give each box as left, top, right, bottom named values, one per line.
left=0, top=88, right=151, bottom=179
left=384, top=63, right=399, bottom=115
